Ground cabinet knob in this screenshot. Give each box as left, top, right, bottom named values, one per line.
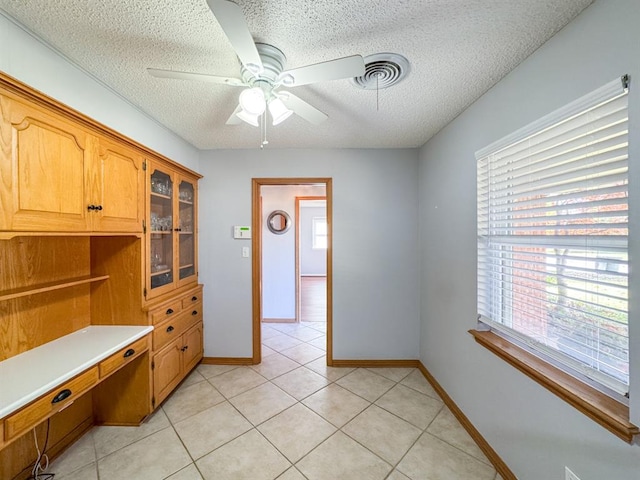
left=181, top=345, right=189, bottom=352
left=123, top=348, right=135, bottom=358
left=191, top=296, right=198, bottom=301
left=97, top=205, right=103, bottom=211
left=166, top=325, right=175, bottom=333
left=166, top=308, right=174, bottom=315
left=87, top=205, right=96, bottom=211
left=192, top=310, right=198, bottom=316
left=52, top=389, right=72, bottom=404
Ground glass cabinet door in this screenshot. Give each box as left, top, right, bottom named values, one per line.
left=178, top=178, right=196, bottom=284
left=149, top=168, right=174, bottom=291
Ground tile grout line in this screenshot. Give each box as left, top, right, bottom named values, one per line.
left=53, top=324, right=496, bottom=480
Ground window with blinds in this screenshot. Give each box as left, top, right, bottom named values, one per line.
left=476, top=76, right=629, bottom=395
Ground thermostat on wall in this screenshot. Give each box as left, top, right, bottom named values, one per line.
left=233, top=226, right=252, bottom=239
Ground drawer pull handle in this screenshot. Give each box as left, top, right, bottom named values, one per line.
left=123, top=348, right=135, bottom=358
left=166, top=325, right=175, bottom=333
left=52, top=389, right=72, bottom=404
left=166, top=308, right=174, bottom=315
left=192, top=310, right=198, bottom=316
left=191, top=296, right=198, bottom=301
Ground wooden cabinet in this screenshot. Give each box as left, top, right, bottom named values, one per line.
left=5, top=367, right=99, bottom=441
left=153, top=338, right=184, bottom=407
left=153, top=322, right=203, bottom=407
left=149, top=285, right=203, bottom=408
left=183, top=322, right=204, bottom=373
left=0, top=94, right=144, bottom=234
left=92, top=138, right=145, bottom=232
left=0, top=73, right=203, bottom=479
left=0, top=329, right=151, bottom=451
left=98, top=336, right=149, bottom=379
left=147, top=160, right=199, bottom=300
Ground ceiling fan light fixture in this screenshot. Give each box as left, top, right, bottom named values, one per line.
left=239, top=87, right=266, bottom=115
left=268, top=98, right=293, bottom=126
left=236, top=109, right=260, bottom=126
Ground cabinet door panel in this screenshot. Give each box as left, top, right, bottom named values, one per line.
left=95, top=141, right=144, bottom=232
left=183, top=322, right=203, bottom=374
left=1, top=98, right=90, bottom=231
left=147, top=163, right=176, bottom=298
left=177, top=177, right=197, bottom=287
left=153, top=339, right=183, bottom=406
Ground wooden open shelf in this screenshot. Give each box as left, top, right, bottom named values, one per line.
left=150, top=269, right=171, bottom=277
left=0, top=274, right=110, bottom=301
left=150, top=191, right=171, bottom=200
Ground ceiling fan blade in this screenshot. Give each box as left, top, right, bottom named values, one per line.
left=226, top=105, right=243, bottom=125
left=148, top=68, right=246, bottom=87
left=279, top=55, right=365, bottom=87
left=207, top=0, right=263, bottom=74
left=278, top=92, right=328, bottom=125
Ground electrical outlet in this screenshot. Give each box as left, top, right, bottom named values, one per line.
left=565, top=467, right=580, bottom=480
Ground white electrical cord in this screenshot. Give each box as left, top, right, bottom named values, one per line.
left=30, top=421, right=54, bottom=480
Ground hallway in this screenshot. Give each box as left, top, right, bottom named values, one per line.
left=300, top=276, right=326, bottom=324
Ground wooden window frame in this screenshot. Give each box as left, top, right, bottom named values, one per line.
left=469, top=329, right=638, bottom=443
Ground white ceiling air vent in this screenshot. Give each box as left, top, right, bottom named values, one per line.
left=351, top=53, right=410, bottom=90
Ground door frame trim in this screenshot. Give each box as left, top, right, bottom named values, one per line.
left=251, top=178, right=333, bottom=365
left=295, top=196, right=327, bottom=323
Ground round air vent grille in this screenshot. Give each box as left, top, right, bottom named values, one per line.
left=351, top=53, right=410, bottom=90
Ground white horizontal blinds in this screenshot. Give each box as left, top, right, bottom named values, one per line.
left=477, top=77, right=629, bottom=394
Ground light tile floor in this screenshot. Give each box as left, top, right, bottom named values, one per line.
left=47, top=321, right=504, bottom=480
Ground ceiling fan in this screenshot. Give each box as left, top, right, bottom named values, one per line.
left=148, top=0, right=366, bottom=128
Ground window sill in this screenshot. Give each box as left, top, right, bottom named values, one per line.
left=469, top=329, right=638, bottom=443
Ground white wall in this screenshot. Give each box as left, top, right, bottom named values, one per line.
left=198, top=148, right=420, bottom=360
left=300, top=205, right=327, bottom=276
left=418, top=1, right=640, bottom=479
left=0, top=13, right=200, bottom=171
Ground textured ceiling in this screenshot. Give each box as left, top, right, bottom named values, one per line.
left=0, top=0, right=593, bottom=150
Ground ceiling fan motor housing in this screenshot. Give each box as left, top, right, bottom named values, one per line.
left=241, top=43, right=287, bottom=85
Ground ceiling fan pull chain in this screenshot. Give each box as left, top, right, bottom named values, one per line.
left=261, top=112, right=269, bottom=148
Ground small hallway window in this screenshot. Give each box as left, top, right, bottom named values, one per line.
left=312, top=217, right=327, bottom=249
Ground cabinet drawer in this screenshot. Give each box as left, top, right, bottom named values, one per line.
left=183, top=302, right=203, bottom=325
left=182, top=291, right=202, bottom=309
left=5, top=367, right=98, bottom=440
left=153, top=314, right=188, bottom=351
left=151, top=300, right=182, bottom=325
left=99, top=336, right=149, bottom=378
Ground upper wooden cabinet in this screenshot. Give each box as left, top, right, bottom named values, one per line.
left=146, top=160, right=199, bottom=300
left=0, top=95, right=144, bottom=234
left=94, top=138, right=145, bottom=232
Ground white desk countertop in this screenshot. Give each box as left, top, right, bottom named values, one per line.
left=0, top=325, right=153, bottom=419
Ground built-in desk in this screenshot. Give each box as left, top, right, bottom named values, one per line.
left=0, top=325, right=153, bottom=447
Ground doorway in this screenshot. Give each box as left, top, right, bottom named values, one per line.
left=251, top=178, right=333, bottom=365
left=296, top=197, right=327, bottom=326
